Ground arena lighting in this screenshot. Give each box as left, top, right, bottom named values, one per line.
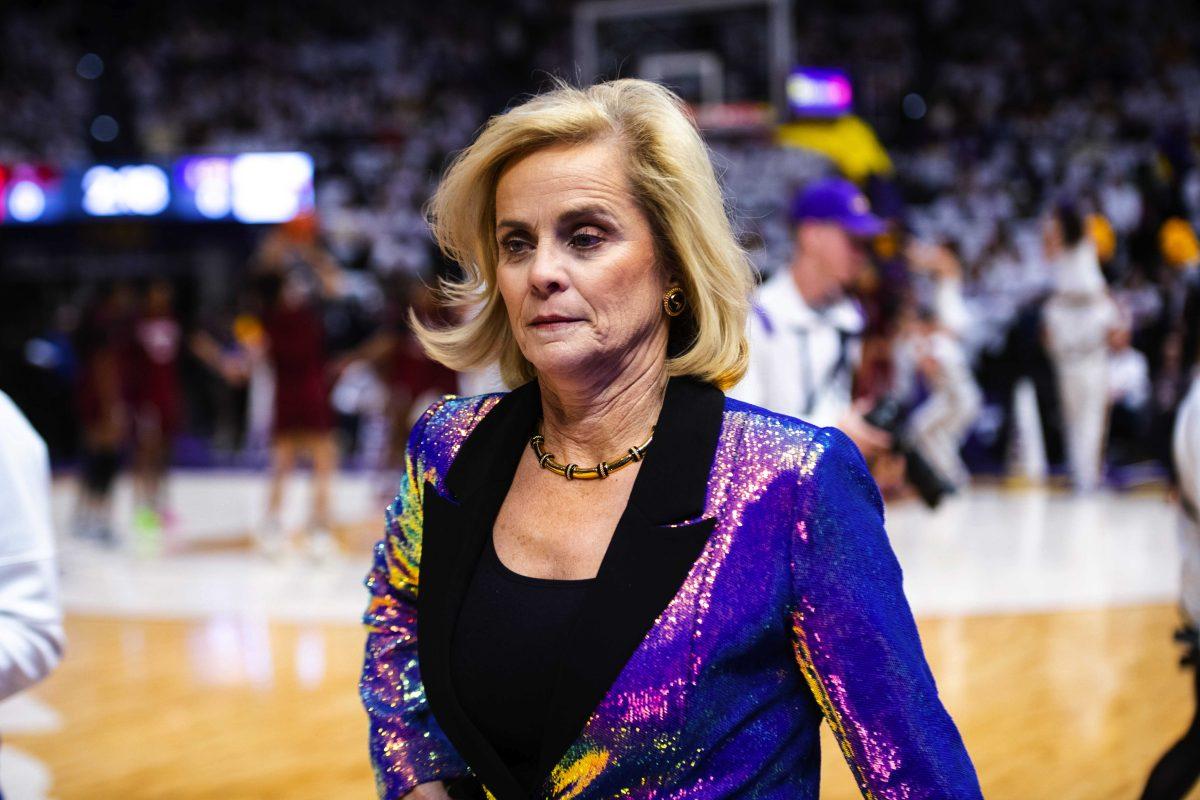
left=76, top=52, right=104, bottom=80
left=81, top=166, right=119, bottom=215
left=82, top=164, right=171, bottom=217
left=90, top=114, right=119, bottom=142
left=120, top=165, right=171, bottom=215
left=181, top=156, right=234, bottom=219
left=8, top=180, right=46, bottom=222
left=903, top=93, right=927, bottom=120
left=786, top=68, right=853, bottom=117
left=1, top=164, right=65, bottom=224
left=230, top=152, right=314, bottom=224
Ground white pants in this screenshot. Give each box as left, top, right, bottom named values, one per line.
left=909, top=386, right=982, bottom=490
left=1054, top=355, right=1109, bottom=491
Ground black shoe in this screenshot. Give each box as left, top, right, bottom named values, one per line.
left=1174, top=624, right=1199, bottom=669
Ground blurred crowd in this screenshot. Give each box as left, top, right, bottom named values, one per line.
left=3, top=0, right=570, bottom=275
left=2, top=0, right=1200, bottom=525
left=63, top=219, right=462, bottom=547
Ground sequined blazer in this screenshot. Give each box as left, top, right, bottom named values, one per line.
left=361, top=376, right=982, bottom=800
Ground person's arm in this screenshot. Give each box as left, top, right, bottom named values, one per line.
left=0, top=396, right=64, bottom=700
left=361, top=399, right=468, bottom=798
left=789, top=427, right=981, bottom=798
left=302, top=243, right=347, bottom=299
left=933, top=276, right=969, bottom=339
left=329, top=329, right=399, bottom=382
left=833, top=402, right=893, bottom=459
left=189, top=330, right=252, bottom=386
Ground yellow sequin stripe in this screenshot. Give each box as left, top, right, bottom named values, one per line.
left=388, top=397, right=462, bottom=599
left=791, top=610, right=878, bottom=800
left=549, top=748, right=611, bottom=800
left=366, top=398, right=452, bottom=633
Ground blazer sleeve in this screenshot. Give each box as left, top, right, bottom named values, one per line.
left=360, top=399, right=468, bottom=797
left=788, top=426, right=982, bottom=799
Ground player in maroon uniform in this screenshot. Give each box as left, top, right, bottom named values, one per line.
left=128, top=279, right=184, bottom=542
left=253, top=231, right=341, bottom=557
left=73, top=283, right=134, bottom=544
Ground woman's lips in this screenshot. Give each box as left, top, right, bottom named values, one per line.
left=530, top=317, right=582, bottom=329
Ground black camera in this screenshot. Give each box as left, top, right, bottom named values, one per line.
left=863, top=396, right=956, bottom=509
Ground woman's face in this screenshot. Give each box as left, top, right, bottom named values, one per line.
left=494, top=139, right=668, bottom=384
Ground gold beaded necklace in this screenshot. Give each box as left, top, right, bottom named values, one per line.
left=529, top=426, right=654, bottom=480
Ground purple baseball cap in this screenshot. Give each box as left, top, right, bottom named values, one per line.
left=789, top=177, right=886, bottom=236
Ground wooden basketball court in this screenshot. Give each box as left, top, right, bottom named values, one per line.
left=6, top=605, right=1196, bottom=799
left=4, top=476, right=1195, bottom=799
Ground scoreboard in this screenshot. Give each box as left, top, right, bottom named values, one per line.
left=0, top=152, right=314, bottom=226
left=786, top=68, right=853, bottom=117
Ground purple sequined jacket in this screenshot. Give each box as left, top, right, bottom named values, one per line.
left=361, top=376, right=982, bottom=799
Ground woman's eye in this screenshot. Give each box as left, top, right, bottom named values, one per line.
left=570, top=230, right=604, bottom=249
left=501, top=238, right=531, bottom=255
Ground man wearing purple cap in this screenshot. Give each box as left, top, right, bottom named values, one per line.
left=730, top=177, right=891, bottom=456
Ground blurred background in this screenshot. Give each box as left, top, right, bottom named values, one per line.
left=0, top=0, right=1198, bottom=797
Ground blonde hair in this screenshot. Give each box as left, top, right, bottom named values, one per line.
left=414, top=78, right=754, bottom=390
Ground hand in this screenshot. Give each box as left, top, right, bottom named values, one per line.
left=917, top=355, right=942, bottom=382
left=871, top=450, right=909, bottom=495
left=402, top=781, right=452, bottom=800
left=219, top=354, right=250, bottom=385
left=904, top=241, right=937, bottom=274
left=905, top=241, right=961, bottom=280
left=837, top=404, right=893, bottom=459
left=327, top=354, right=356, bottom=381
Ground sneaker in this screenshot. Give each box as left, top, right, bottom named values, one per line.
left=306, top=528, right=339, bottom=562
left=131, top=506, right=162, bottom=556
left=255, top=518, right=288, bottom=560
left=1175, top=624, right=1200, bottom=668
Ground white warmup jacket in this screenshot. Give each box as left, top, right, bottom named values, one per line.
left=730, top=270, right=864, bottom=427
left=0, top=391, right=64, bottom=699
left=1175, top=377, right=1200, bottom=627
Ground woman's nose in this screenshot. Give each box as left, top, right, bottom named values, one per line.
left=528, top=242, right=569, bottom=295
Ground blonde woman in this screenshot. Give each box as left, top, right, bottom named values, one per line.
left=360, top=80, right=981, bottom=800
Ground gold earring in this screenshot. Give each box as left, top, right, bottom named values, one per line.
left=663, top=287, right=685, bottom=317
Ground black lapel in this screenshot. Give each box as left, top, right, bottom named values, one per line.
left=418, top=381, right=541, bottom=800
left=535, top=376, right=725, bottom=779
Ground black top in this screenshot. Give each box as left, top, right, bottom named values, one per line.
left=449, top=534, right=595, bottom=793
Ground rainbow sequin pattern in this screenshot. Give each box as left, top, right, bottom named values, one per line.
left=361, top=395, right=499, bottom=797
left=362, top=393, right=982, bottom=799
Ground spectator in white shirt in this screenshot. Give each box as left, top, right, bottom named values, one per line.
left=729, top=178, right=891, bottom=457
